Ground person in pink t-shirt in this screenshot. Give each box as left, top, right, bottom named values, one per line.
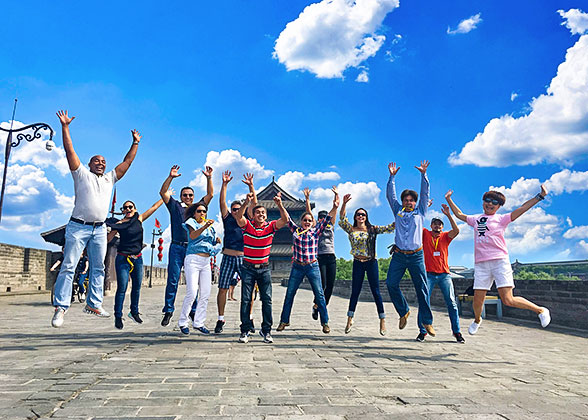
left=445, top=187, right=551, bottom=335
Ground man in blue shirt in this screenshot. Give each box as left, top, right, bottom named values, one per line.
left=385, top=160, right=436, bottom=337
left=159, top=164, right=213, bottom=326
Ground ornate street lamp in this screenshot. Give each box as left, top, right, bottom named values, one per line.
left=0, top=99, right=55, bottom=222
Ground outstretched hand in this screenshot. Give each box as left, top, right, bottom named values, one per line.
left=445, top=190, right=453, bottom=200
left=332, top=186, right=340, bottom=207
left=245, top=192, right=254, bottom=203
left=222, top=170, right=233, bottom=184
left=202, top=166, right=213, bottom=178
left=540, top=184, right=548, bottom=197
left=388, top=162, right=400, bottom=176
left=131, top=129, right=142, bottom=143
left=167, top=188, right=176, bottom=196
left=56, top=110, right=75, bottom=126
left=273, top=191, right=282, bottom=205
left=415, top=160, right=430, bottom=174
left=242, top=173, right=254, bottom=186
left=441, top=203, right=451, bottom=216
left=303, top=187, right=311, bottom=199
left=428, top=199, right=433, bottom=208
left=169, top=165, right=181, bottom=178
left=343, top=193, right=352, bottom=204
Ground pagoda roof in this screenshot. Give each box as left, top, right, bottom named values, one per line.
left=256, top=178, right=313, bottom=211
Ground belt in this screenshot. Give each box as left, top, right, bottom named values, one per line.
left=70, top=217, right=104, bottom=227
left=117, top=252, right=142, bottom=259
left=293, top=259, right=317, bottom=266
left=117, top=252, right=142, bottom=273
left=243, top=261, right=269, bottom=269
left=171, top=240, right=188, bottom=247
left=392, top=245, right=423, bottom=255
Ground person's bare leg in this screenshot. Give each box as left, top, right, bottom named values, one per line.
left=498, top=287, right=543, bottom=314
left=473, top=289, right=487, bottom=323
left=228, top=285, right=236, bottom=300
left=217, top=288, right=228, bottom=317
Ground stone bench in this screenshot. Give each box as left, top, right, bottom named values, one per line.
left=457, top=294, right=503, bottom=319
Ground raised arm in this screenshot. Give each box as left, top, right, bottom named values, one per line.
left=242, top=173, right=256, bottom=219
left=201, top=166, right=214, bottom=205
left=386, top=162, right=401, bottom=213
left=56, top=110, right=80, bottom=171
left=303, top=187, right=317, bottom=227
left=441, top=203, right=460, bottom=239
left=338, top=194, right=353, bottom=233
left=114, top=129, right=141, bottom=180
left=445, top=190, right=468, bottom=223
left=139, top=198, right=164, bottom=222
left=274, top=192, right=289, bottom=230
left=328, top=186, right=339, bottom=222
left=159, top=165, right=181, bottom=204
left=188, top=219, right=215, bottom=240
left=235, top=193, right=253, bottom=227
left=219, top=170, right=233, bottom=217
left=416, top=160, right=430, bottom=215
left=511, top=185, right=547, bottom=222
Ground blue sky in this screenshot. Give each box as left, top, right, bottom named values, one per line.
left=1, top=1, right=588, bottom=267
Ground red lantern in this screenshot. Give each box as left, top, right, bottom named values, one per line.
left=157, top=237, right=164, bottom=261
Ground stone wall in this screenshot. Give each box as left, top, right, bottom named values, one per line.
left=286, top=276, right=588, bottom=330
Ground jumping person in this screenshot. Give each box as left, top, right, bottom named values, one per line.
left=385, top=161, right=436, bottom=337
left=159, top=165, right=213, bottom=327
left=107, top=198, right=163, bottom=330
left=303, top=188, right=338, bottom=321
left=339, top=194, right=395, bottom=335
left=51, top=110, right=140, bottom=328
left=214, top=171, right=256, bottom=334
left=178, top=202, right=222, bottom=335
left=445, top=188, right=551, bottom=334
left=277, top=187, right=339, bottom=334
left=416, top=204, right=464, bottom=343
left=234, top=192, right=288, bottom=344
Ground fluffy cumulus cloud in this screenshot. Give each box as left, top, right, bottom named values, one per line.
left=504, top=207, right=561, bottom=254
left=447, top=13, right=482, bottom=35
left=578, top=240, right=588, bottom=254
left=277, top=170, right=341, bottom=196
left=356, top=70, right=369, bottom=83
left=0, top=163, right=73, bottom=231
left=189, top=149, right=274, bottom=194
left=558, top=8, right=588, bottom=35
left=273, top=0, right=400, bottom=79
left=311, top=181, right=381, bottom=213
left=449, top=10, right=588, bottom=167
left=1, top=120, right=69, bottom=175
left=563, top=225, right=588, bottom=239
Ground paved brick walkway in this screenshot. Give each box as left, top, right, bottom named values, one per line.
left=1, top=284, right=587, bottom=419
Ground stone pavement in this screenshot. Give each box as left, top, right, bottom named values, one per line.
left=1, top=284, right=587, bottom=420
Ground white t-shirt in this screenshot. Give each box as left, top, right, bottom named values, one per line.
left=466, top=212, right=512, bottom=263
left=70, top=165, right=118, bottom=222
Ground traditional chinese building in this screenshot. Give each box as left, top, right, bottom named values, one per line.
left=256, top=178, right=314, bottom=281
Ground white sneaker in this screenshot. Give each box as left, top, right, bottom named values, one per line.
left=538, top=308, right=551, bottom=328
left=468, top=319, right=482, bottom=335
left=84, top=305, right=111, bottom=318
left=51, top=307, right=67, bottom=328
left=238, top=332, right=250, bottom=343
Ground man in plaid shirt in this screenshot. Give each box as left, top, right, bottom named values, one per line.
left=277, top=187, right=339, bottom=334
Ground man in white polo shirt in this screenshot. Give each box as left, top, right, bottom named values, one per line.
left=52, top=110, right=141, bottom=328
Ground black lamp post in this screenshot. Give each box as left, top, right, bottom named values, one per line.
left=0, top=99, right=55, bottom=222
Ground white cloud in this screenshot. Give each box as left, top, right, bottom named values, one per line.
left=563, top=225, right=588, bottom=239
left=447, top=13, right=482, bottom=35
left=510, top=92, right=519, bottom=101
left=189, top=149, right=274, bottom=194
left=558, top=9, right=588, bottom=35
left=449, top=21, right=588, bottom=167
left=504, top=207, right=561, bottom=254
left=0, top=120, right=69, bottom=176
left=356, top=70, right=369, bottom=83
left=312, top=181, right=381, bottom=213
left=277, top=171, right=306, bottom=196
left=306, top=171, right=340, bottom=182
left=273, top=0, right=399, bottom=79
left=566, top=217, right=573, bottom=227
left=579, top=240, right=588, bottom=254
left=0, top=163, right=73, bottom=231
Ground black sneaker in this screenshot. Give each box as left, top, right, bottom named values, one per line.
left=249, top=320, right=255, bottom=334
left=454, top=332, right=465, bottom=344
left=416, top=332, right=427, bottom=342
left=188, top=311, right=195, bottom=323
left=312, top=306, right=319, bottom=320
left=115, top=317, right=124, bottom=330
left=259, top=330, right=273, bottom=344
left=128, top=312, right=143, bottom=324
left=214, top=320, right=225, bottom=334
left=161, top=312, right=172, bottom=327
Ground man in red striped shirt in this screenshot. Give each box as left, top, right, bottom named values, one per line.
left=235, top=192, right=288, bottom=344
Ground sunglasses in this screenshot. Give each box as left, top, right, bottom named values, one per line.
left=121, top=205, right=134, bottom=210
left=182, top=193, right=194, bottom=197
left=483, top=198, right=501, bottom=205
left=356, top=213, right=367, bottom=217
left=195, top=209, right=207, bottom=213
left=231, top=207, right=241, bottom=212
left=302, top=219, right=313, bottom=223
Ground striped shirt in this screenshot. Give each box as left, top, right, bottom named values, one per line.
left=288, top=216, right=331, bottom=263
left=242, top=219, right=279, bottom=264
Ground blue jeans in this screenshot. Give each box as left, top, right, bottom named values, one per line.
left=162, top=243, right=197, bottom=313
left=418, top=273, right=460, bottom=334
left=348, top=259, right=385, bottom=319
left=280, top=262, right=329, bottom=324
left=53, top=221, right=107, bottom=310
left=386, top=250, right=433, bottom=326
left=114, top=254, right=144, bottom=318
left=240, top=265, right=272, bottom=334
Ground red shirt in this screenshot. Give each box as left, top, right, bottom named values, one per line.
left=422, top=229, right=452, bottom=274
left=242, top=219, right=278, bottom=264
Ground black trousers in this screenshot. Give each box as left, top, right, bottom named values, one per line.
left=314, top=253, right=336, bottom=306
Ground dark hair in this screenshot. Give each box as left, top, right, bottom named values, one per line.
left=230, top=200, right=242, bottom=209
left=483, top=190, right=506, bottom=206
left=401, top=189, right=418, bottom=202
left=431, top=217, right=444, bottom=226
left=318, top=210, right=328, bottom=219
left=185, top=201, right=208, bottom=219
left=180, top=187, right=194, bottom=196
left=353, top=208, right=378, bottom=258
left=122, top=200, right=136, bottom=209
left=252, top=205, right=265, bottom=214
left=300, top=212, right=314, bottom=224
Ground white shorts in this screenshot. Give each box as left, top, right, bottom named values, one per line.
left=474, top=258, right=515, bottom=290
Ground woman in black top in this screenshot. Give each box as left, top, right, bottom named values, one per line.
left=108, top=198, right=163, bottom=330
